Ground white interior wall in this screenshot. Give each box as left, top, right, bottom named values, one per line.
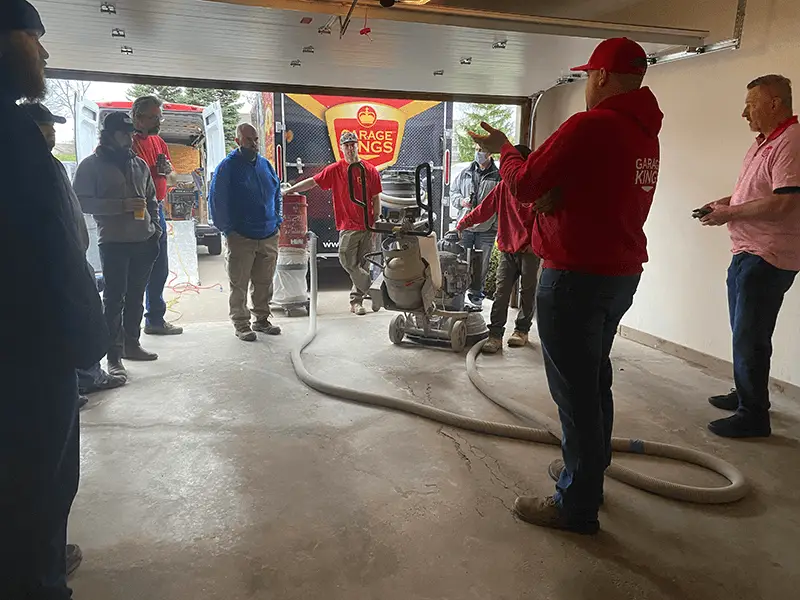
left=533, top=0, right=800, bottom=386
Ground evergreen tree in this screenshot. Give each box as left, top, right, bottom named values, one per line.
left=454, top=104, right=515, bottom=162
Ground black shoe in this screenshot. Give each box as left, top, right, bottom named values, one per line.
left=107, top=357, right=127, bottom=378
left=252, top=319, right=282, bottom=335
left=78, top=395, right=89, bottom=411
left=66, top=543, right=83, bottom=579
left=708, top=413, right=771, bottom=438
left=144, top=321, right=184, bottom=335
left=547, top=459, right=604, bottom=505
left=709, top=389, right=739, bottom=411
left=123, top=342, right=158, bottom=361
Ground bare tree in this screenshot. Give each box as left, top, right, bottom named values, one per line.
left=44, top=79, right=92, bottom=122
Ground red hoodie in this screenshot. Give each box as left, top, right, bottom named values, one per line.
left=500, top=87, right=663, bottom=275
left=456, top=182, right=535, bottom=254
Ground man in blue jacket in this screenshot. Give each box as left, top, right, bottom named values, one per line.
left=1, top=2, right=109, bottom=596
left=209, top=123, right=283, bottom=341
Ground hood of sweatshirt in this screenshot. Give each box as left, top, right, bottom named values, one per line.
left=593, top=86, right=663, bottom=138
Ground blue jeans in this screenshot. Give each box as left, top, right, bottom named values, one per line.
left=145, top=204, right=169, bottom=327
left=536, top=269, right=640, bottom=523
left=727, top=253, right=797, bottom=419
left=461, top=229, right=496, bottom=301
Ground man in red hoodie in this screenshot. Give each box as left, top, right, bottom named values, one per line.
left=456, top=144, right=540, bottom=354
left=471, top=37, right=663, bottom=534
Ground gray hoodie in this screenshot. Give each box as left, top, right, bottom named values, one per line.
left=73, top=146, right=161, bottom=244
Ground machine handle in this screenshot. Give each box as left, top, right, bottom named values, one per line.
left=414, top=163, right=434, bottom=237
left=347, top=161, right=379, bottom=233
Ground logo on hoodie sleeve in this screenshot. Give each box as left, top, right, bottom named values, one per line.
left=635, top=157, right=659, bottom=192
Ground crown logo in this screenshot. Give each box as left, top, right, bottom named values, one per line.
left=357, top=106, right=377, bottom=128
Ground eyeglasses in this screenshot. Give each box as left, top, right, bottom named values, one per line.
left=143, top=114, right=166, bottom=123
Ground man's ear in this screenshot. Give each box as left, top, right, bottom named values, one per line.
left=598, top=68, right=609, bottom=88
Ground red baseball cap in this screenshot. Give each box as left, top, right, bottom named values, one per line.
left=571, top=37, right=648, bottom=75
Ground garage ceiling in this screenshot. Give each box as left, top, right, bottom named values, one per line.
left=39, top=0, right=707, bottom=99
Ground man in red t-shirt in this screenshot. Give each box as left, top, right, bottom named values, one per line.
left=131, top=95, right=183, bottom=336
left=284, top=131, right=382, bottom=315
left=470, top=38, right=662, bottom=535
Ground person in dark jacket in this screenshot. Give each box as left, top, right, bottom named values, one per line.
left=456, top=144, right=540, bottom=355
left=209, top=123, right=283, bottom=341
left=0, top=2, right=109, bottom=597
left=471, top=37, right=663, bottom=534
left=73, top=112, right=162, bottom=377
left=21, top=101, right=127, bottom=405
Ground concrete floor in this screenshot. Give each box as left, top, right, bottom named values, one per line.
left=71, top=254, right=800, bottom=599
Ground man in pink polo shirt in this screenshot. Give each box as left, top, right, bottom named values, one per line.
left=699, top=74, right=800, bottom=438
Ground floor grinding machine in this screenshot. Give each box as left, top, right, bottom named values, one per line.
left=349, top=162, right=489, bottom=352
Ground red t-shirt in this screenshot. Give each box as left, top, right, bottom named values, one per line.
left=133, top=133, right=171, bottom=201
left=314, top=160, right=382, bottom=231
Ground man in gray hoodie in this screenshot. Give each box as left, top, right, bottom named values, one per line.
left=73, top=112, right=162, bottom=377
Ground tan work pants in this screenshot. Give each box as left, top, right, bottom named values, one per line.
left=338, top=229, right=373, bottom=304
left=225, top=232, right=279, bottom=327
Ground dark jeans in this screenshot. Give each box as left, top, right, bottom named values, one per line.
left=489, top=251, right=541, bottom=336
left=0, top=365, right=80, bottom=599
left=537, top=269, right=640, bottom=523
left=461, top=229, right=496, bottom=300
left=76, top=362, right=104, bottom=393
left=100, top=238, right=159, bottom=359
left=145, top=204, right=169, bottom=327
left=727, top=252, right=797, bottom=419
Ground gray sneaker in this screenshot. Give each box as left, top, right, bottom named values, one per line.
left=252, top=320, right=281, bottom=335
left=235, top=326, right=257, bottom=342
left=144, top=321, right=184, bottom=335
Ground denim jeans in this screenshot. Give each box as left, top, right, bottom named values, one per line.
left=536, top=268, right=640, bottom=523
left=145, top=204, right=169, bottom=327
left=99, top=238, right=159, bottom=360
left=1, top=365, right=80, bottom=599
left=727, top=252, right=797, bottom=419
left=461, top=229, right=496, bottom=301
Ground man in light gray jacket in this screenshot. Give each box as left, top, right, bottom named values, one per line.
left=73, top=112, right=162, bottom=377
left=450, top=145, right=501, bottom=309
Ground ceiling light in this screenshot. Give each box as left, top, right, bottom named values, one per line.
left=120, top=46, right=133, bottom=55
left=460, top=57, right=472, bottom=65
left=433, top=69, right=444, bottom=76
left=111, top=28, right=125, bottom=38
left=100, top=2, right=116, bottom=14
left=302, top=46, right=315, bottom=53
left=290, top=60, right=302, bottom=67
left=492, top=40, right=507, bottom=49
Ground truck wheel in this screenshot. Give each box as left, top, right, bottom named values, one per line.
left=450, top=320, right=467, bottom=353
left=206, top=236, right=222, bottom=256
left=389, top=315, right=406, bottom=345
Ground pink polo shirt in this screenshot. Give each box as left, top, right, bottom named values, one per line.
left=728, top=116, right=800, bottom=271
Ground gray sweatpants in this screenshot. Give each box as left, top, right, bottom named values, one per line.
left=338, top=229, right=373, bottom=304
left=490, top=251, right=541, bottom=337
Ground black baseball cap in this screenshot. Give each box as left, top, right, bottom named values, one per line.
left=102, top=112, right=135, bottom=134
left=0, top=1, right=45, bottom=35
left=20, top=102, right=66, bottom=125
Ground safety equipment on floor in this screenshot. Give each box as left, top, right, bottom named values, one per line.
left=291, top=231, right=748, bottom=505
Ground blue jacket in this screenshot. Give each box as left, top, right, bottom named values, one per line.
left=209, top=149, right=282, bottom=239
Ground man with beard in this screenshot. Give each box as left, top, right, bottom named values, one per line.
left=131, top=95, right=184, bottom=336
left=0, top=1, right=109, bottom=596
left=73, top=112, right=162, bottom=377
left=21, top=101, right=128, bottom=404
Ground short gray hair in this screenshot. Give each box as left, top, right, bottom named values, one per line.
left=748, top=74, right=793, bottom=111
left=131, top=95, right=162, bottom=119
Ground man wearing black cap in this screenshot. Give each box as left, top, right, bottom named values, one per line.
left=471, top=38, right=663, bottom=534
left=1, top=1, right=109, bottom=597
left=22, top=102, right=128, bottom=401
left=74, top=111, right=162, bottom=377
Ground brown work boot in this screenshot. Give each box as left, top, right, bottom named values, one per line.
left=513, top=495, right=599, bottom=535
left=235, top=325, right=257, bottom=342
left=508, top=330, right=528, bottom=347
left=482, top=335, right=503, bottom=354
left=252, top=319, right=281, bottom=335
left=350, top=303, right=367, bottom=316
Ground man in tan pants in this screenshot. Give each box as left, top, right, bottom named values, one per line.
left=209, top=124, right=283, bottom=341
left=284, top=131, right=382, bottom=314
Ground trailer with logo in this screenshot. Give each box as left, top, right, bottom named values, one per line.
left=252, top=93, right=454, bottom=264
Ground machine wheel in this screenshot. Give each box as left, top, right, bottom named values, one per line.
left=450, top=320, right=467, bottom=353
left=206, top=235, right=222, bottom=256
left=389, top=315, right=406, bottom=345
